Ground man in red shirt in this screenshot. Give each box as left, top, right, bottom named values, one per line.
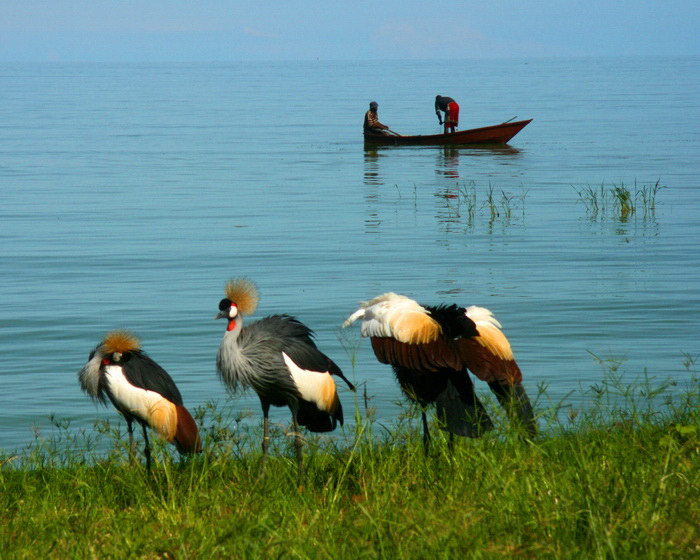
left=435, top=95, right=460, bottom=133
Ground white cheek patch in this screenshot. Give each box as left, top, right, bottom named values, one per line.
left=282, top=353, right=336, bottom=412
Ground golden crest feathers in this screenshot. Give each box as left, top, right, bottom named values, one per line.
left=102, top=330, right=141, bottom=355
left=224, top=277, right=259, bottom=316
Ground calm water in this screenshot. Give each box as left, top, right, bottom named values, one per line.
left=1, top=57, right=699, bottom=453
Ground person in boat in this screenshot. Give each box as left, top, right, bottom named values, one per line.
left=364, top=101, right=390, bottom=135
left=435, top=95, right=459, bottom=133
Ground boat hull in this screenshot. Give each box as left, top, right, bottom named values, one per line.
left=364, top=119, right=532, bottom=146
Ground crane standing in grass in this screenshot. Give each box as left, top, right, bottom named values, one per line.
left=215, top=278, right=355, bottom=472
left=78, top=330, right=201, bottom=473
left=343, top=292, right=536, bottom=451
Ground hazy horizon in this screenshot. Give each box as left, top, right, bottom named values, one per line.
left=2, top=1, right=698, bottom=63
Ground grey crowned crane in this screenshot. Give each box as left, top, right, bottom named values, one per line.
left=78, top=330, right=201, bottom=473
left=215, top=278, right=355, bottom=470
left=343, top=293, right=536, bottom=451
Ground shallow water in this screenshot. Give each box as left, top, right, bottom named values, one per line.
left=1, top=57, right=699, bottom=452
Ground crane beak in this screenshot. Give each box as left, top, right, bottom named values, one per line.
left=214, top=310, right=227, bottom=320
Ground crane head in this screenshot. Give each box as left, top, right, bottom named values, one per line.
left=101, top=330, right=140, bottom=363
left=216, top=297, right=237, bottom=320
left=218, top=277, right=259, bottom=318
left=78, top=330, right=140, bottom=401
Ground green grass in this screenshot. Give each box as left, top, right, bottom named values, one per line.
left=2, top=373, right=699, bottom=559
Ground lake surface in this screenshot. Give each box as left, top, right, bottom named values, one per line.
left=1, top=57, right=699, bottom=453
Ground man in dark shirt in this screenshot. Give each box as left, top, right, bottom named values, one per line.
left=435, top=95, right=460, bottom=133
left=364, top=101, right=390, bottom=135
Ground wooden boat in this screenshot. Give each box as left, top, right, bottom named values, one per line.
left=364, top=119, right=532, bottom=146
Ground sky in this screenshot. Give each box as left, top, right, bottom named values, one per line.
left=1, top=1, right=699, bottom=62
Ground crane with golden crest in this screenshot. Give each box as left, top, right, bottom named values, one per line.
left=78, top=330, right=201, bottom=472
left=343, top=292, right=536, bottom=451
left=215, top=278, right=355, bottom=472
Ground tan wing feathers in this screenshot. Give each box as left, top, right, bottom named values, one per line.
left=320, top=374, right=340, bottom=414
left=147, top=400, right=201, bottom=454
left=148, top=399, right=178, bottom=440
left=344, top=293, right=442, bottom=343
left=459, top=307, right=521, bottom=383
left=458, top=338, right=522, bottom=384
left=472, top=322, right=514, bottom=361
left=349, top=293, right=522, bottom=383
left=325, top=385, right=341, bottom=416
left=391, top=310, right=442, bottom=344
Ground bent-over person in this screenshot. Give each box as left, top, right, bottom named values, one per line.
left=435, top=95, right=460, bottom=133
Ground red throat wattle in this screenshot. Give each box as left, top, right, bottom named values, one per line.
left=227, top=319, right=237, bottom=332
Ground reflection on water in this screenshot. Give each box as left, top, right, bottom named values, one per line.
left=363, top=144, right=529, bottom=238
left=365, top=144, right=663, bottom=244
left=437, top=148, right=460, bottom=179
left=365, top=144, right=522, bottom=156
left=365, top=144, right=523, bottom=186
left=436, top=146, right=523, bottom=179
left=434, top=187, right=464, bottom=228
left=363, top=148, right=382, bottom=186
left=465, top=145, right=522, bottom=157
left=362, top=148, right=383, bottom=235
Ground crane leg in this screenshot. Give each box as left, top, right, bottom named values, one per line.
left=126, top=418, right=136, bottom=462
left=260, top=399, right=271, bottom=472
left=421, top=409, right=431, bottom=455
left=291, top=412, right=304, bottom=478
left=141, top=424, right=152, bottom=475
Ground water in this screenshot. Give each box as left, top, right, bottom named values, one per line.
left=1, top=57, right=699, bottom=453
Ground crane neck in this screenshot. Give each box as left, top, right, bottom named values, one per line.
left=225, top=315, right=244, bottom=335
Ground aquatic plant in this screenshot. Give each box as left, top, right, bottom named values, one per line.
left=457, top=182, right=477, bottom=223
left=435, top=181, right=528, bottom=229
left=574, top=180, right=665, bottom=221
left=637, top=179, right=665, bottom=217
left=485, top=182, right=499, bottom=220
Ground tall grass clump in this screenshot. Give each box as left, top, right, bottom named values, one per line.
left=574, top=179, right=665, bottom=221
left=437, top=181, right=528, bottom=228
left=1, top=366, right=698, bottom=558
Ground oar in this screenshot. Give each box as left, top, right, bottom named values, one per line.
left=385, top=128, right=403, bottom=136
left=502, top=116, right=518, bottom=124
